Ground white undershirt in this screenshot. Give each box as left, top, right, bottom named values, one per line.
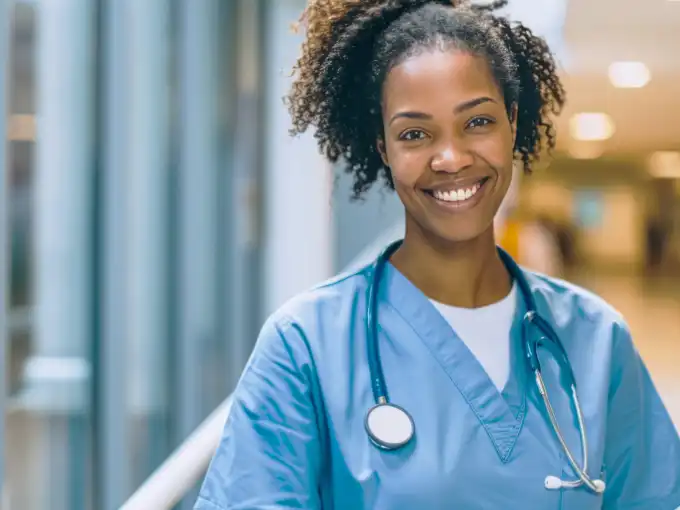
left=430, top=282, right=517, bottom=391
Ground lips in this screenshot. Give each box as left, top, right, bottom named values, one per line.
left=422, top=177, right=490, bottom=204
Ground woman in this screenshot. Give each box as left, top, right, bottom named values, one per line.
left=196, top=1, right=680, bottom=508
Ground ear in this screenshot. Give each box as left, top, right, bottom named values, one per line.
left=376, top=138, right=389, bottom=167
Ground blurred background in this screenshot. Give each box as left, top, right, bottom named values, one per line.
left=0, top=0, right=679, bottom=509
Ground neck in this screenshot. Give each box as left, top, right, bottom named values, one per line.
left=390, top=222, right=512, bottom=309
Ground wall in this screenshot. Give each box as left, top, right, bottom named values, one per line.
left=578, top=187, right=645, bottom=267
left=332, top=169, right=404, bottom=272
left=261, top=0, right=334, bottom=315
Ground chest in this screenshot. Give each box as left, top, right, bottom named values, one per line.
left=322, top=392, right=607, bottom=510
left=314, top=322, right=610, bottom=510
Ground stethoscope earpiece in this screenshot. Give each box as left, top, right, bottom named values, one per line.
left=545, top=475, right=606, bottom=493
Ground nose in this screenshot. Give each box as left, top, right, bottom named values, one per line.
left=430, top=142, right=474, bottom=173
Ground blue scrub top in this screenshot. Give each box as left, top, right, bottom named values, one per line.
left=196, top=260, right=680, bottom=510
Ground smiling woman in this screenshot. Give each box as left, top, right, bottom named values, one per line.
left=195, top=1, right=680, bottom=509
left=287, top=0, right=565, bottom=199
left=285, top=0, right=566, bottom=305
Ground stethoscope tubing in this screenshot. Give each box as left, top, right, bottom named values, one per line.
left=365, top=240, right=604, bottom=494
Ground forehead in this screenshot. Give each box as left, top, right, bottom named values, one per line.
left=381, top=49, right=502, bottom=112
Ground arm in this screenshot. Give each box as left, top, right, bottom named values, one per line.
left=195, top=316, right=324, bottom=510
left=603, top=320, right=680, bottom=510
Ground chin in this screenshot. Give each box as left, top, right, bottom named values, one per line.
left=403, top=191, right=501, bottom=247
left=426, top=221, right=494, bottom=246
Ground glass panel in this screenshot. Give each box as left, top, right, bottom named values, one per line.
left=4, top=1, right=265, bottom=507
left=6, top=2, right=95, bottom=509
left=124, top=0, right=173, bottom=490
left=6, top=4, right=38, bottom=509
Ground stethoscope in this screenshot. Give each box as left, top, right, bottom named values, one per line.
left=364, top=240, right=606, bottom=495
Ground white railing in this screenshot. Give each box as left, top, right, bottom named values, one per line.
left=119, top=226, right=402, bottom=509
left=120, top=397, right=233, bottom=510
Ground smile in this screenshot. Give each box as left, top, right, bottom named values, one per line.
left=422, top=177, right=490, bottom=209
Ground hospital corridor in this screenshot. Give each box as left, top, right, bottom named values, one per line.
left=1, top=0, right=680, bottom=509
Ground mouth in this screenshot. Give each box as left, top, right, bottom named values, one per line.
left=422, top=177, right=491, bottom=211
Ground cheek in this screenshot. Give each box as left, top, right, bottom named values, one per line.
left=387, top=149, right=428, bottom=189
left=477, top=133, right=515, bottom=183
left=478, top=129, right=514, bottom=164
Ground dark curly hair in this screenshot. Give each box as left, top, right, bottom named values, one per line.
left=287, top=0, right=566, bottom=199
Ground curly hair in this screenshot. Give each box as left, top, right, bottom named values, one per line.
left=287, top=0, right=566, bottom=199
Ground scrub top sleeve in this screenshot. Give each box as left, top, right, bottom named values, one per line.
left=603, top=320, right=680, bottom=510
left=195, top=316, right=324, bottom=510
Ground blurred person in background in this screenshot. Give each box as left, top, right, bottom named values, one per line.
left=516, top=216, right=564, bottom=275
left=495, top=169, right=565, bottom=276
left=196, top=1, right=680, bottom=509
left=645, top=214, right=672, bottom=273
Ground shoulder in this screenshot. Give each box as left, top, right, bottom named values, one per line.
left=253, top=264, right=373, bottom=362
left=522, top=269, right=640, bottom=378
left=268, top=264, right=372, bottom=330
left=522, top=269, right=631, bottom=338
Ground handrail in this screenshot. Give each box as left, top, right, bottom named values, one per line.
left=120, top=397, right=233, bottom=510
left=120, top=223, right=402, bottom=509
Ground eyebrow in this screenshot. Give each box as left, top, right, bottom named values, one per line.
left=388, top=96, right=497, bottom=125
left=454, top=96, right=496, bottom=114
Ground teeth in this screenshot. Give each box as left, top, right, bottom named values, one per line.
left=431, top=182, right=482, bottom=203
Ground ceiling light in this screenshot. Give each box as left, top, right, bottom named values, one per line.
left=569, top=113, right=615, bottom=141
left=608, top=61, right=651, bottom=88
left=649, top=151, right=680, bottom=178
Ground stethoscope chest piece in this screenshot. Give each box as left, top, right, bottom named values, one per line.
left=365, top=402, right=415, bottom=450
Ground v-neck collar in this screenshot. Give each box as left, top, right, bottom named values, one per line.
left=380, top=260, right=530, bottom=463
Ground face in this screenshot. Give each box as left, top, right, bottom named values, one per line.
left=378, top=49, right=516, bottom=245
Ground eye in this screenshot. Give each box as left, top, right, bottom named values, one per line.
left=466, top=117, right=495, bottom=131
left=399, top=129, right=427, bottom=141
